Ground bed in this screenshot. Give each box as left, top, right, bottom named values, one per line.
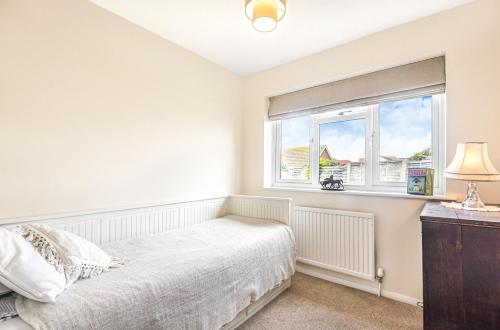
left=0, top=195, right=295, bottom=330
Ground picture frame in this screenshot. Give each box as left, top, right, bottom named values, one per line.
left=407, top=168, right=434, bottom=195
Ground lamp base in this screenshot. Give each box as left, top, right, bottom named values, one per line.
left=462, top=181, right=485, bottom=209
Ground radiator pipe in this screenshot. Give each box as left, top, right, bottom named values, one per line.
left=375, top=267, right=385, bottom=297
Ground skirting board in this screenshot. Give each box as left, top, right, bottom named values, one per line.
left=296, top=265, right=421, bottom=307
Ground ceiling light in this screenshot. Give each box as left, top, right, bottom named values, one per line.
left=245, top=0, right=286, bottom=32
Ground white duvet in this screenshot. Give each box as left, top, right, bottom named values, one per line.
left=15, top=215, right=296, bottom=330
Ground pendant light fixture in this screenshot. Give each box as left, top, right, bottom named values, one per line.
left=245, top=0, right=286, bottom=32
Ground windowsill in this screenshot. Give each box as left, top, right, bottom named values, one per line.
left=264, top=186, right=455, bottom=201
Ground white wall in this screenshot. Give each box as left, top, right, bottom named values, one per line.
left=242, top=0, right=500, bottom=301
left=0, top=0, right=243, bottom=219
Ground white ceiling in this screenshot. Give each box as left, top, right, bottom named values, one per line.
left=89, top=0, right=473, bottom=76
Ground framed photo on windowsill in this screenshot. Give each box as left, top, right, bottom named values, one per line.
left=407, top=168, right=434, bottom=195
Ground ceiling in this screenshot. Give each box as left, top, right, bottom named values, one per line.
left=89, top=0, right=473, bottom=76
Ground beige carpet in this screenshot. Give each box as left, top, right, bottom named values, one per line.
left=239, top=273, right=422, bottom=330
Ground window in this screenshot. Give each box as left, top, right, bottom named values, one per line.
left=272, top=94, right=445, bottom=194
left=316, top=111, right=367, bottom=186
left=278, top=116, right=311, bottom=182
left=376, top=96, right=433, bottom=184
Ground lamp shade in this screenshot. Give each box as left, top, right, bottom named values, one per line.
left=245, top=0, right=286, bottom=32
left=445, top=142, right=500, bottom=181
left=245, top=0, right=286, bottom=21
left=253, top=0, right=278, bottom=32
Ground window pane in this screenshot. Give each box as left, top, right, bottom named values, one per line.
left=280, top=116, right=310, bottom=181
left=379, top=96, right=432, bottom=182
left=319, top=119, right=365, bottom=185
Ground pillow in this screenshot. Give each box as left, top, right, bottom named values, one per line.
left=0, top=227, right=66, bottom=303
left=17, top=224, right=125, bottom=287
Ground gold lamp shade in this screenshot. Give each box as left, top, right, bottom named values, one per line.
left=245, top=0, right=286, bottom=32
left=445, top=142, right=500, bottom=209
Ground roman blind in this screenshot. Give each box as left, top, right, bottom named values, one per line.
left=268, top=56, right=445, bottom=120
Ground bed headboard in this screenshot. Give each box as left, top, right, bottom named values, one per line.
left=227, top=195, right=292, bottom=225
left=0, top=195, right=292, bottom=245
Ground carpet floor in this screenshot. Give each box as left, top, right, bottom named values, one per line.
left=239, top=273, right=423, bottom=330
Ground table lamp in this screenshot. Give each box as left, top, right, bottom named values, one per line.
left=445, top=142, right=500, bottom=209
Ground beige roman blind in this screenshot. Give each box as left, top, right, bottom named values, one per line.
left=268, top=56, right=446, bottom=120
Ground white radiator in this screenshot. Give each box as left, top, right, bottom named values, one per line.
left=292, top=206, right=375, bottom=280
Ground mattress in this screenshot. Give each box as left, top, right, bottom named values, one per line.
left=8, top=215, right=296, bottom=330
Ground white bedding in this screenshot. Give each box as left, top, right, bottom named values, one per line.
left=13, top=215, right=296, bottom=330
left=0, top=318, right=32, bottom=330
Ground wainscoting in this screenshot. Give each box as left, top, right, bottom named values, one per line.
left=0, top=195, right=292, bottom=245
left=227, top=195, right=291, bottom=225
left=1, top=197, right=227, bottom=244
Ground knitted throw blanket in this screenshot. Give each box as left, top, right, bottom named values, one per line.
left=0, top=294, right=17, bottom=322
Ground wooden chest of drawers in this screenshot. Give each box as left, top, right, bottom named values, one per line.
left=420, top=202, right=500, bottom=330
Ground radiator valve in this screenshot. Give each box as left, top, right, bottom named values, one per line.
left=375, top=267, right=385, bottom=282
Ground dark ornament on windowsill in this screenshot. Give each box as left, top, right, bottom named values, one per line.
left=320, top=176, right=345, bottom=191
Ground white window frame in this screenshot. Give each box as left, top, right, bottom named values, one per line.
left=371, top=94, right=445, bottom=193
left=271, top=93, right=446, bottom=194
left=272, top=119, right=313, bottom=187
left=310, top=106, right=375, bottom=190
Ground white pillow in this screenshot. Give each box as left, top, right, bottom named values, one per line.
left=17, top=224, right=124, bottom=286
left=0, top=227, right=66, bottom=303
